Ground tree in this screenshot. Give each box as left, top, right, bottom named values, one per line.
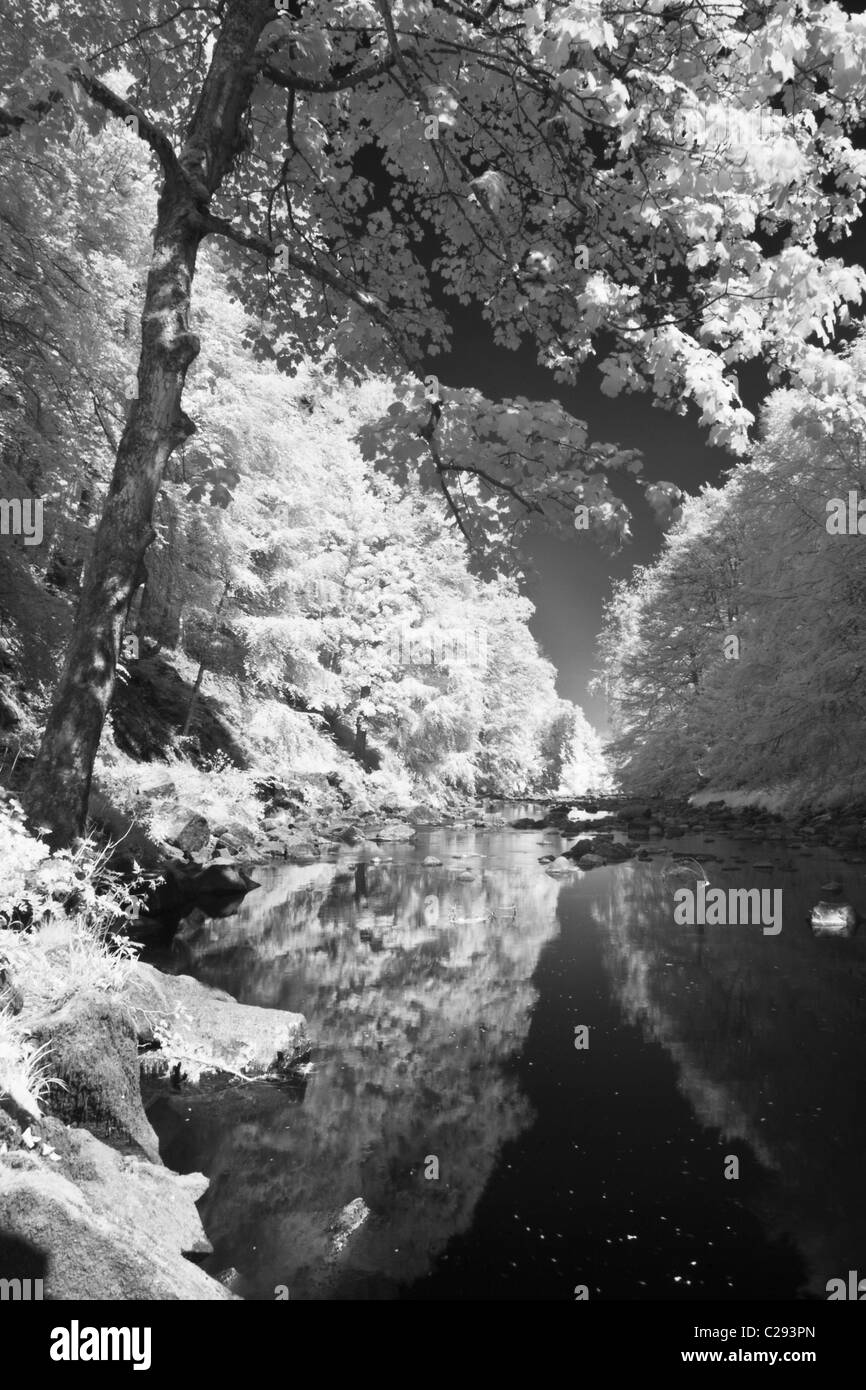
left=2, top=0, right=866, bottom=840
left=597, top=327, right=866, bottom=803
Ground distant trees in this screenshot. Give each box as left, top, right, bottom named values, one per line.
left=597, top=331, right=866, bottom=806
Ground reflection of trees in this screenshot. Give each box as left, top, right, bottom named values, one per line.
left=589, top=853, right=866, bottom=1296
left=152, top=856, right=561, bottom=1299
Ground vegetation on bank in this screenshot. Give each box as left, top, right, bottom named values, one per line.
left=596, top=338, right=866, bottom=810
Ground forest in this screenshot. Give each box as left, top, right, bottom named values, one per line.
left=2, top=0, right=866, bottom=1321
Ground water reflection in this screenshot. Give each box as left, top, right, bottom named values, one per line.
left=146, top=818, right=562, bottom=1299
left=145, top=817, right=866, bottom=1300
left=586, top=840, right=866, bottom=1297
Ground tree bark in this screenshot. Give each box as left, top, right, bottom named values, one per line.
left=24, top=0, right=270, bottom=846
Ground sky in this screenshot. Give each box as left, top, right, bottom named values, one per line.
left=434, top=308, right=737, bottom=731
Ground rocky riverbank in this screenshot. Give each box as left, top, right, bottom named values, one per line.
left=518, top=794, right=866, bottom=873
left=0, top=800, right=310, bottom=1300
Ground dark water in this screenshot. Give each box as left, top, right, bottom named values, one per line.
left=144, top=805, right=866, bottom=1300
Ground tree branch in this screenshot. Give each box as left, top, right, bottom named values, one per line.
left=72, top=70, right=182, bottom=181
left=198, top=210, right=400, bottom=342
left=261, top=45, right=413, bottom=93
left=0, top=67, right=181, bottom=185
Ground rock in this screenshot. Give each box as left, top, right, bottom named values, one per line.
left=537, top=855, right=556, bottom=864
left=0, top=954, right=23, bottom=1015
left=147, top=861, right=259, bottom=917
left=456, top=869, right=476, bottom=881
left=282, top=837, right=320, bottom=865
left=163, top=812, right=210, bottom=855
left=820, top=881, right=843, bottom=894
left=195, top=861, right=260, bottom=895
left=253, top=778, right=305, bottom=811
left=603, top=841, right=632, bottom=862
left=328, top=1197, right=370, bottom=1258
left=422, top=856, right=443, bottom=867
left=338, top=825, right=367, bottom=846
left=577, top=853, right=606, bottom=870
left=563, top=838, right=597, bottom=860
left=210, top=820, right=258, bottom=853
left=139, top=780, right=177, bottom=801
left=371, top=821, right=416, bottom=842
left=809, top=902, right=858, bottom=938
left=0, top=1134, right=234, bottom=1300
left=29, top=990, right=160, bottom=1162
left=123, top=963, right=309, bottom=1079
left=511, top=817, right=547, bottom=830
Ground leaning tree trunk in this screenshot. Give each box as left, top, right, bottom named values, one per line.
left=25, top=0, right=269, bottom=846
left=25, top=197, right=201, bottom=845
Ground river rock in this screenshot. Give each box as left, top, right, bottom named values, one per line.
left=577, top=853, right=606, bottom=870
left=0, top=1130, right=233, bottom=1300
left=563, top=838, right=597, bottom=860
left=603, top=841, right=633, bottom=862
left=282, top=837, right=320, bottom=864
left=29, top=989, right=160, bottom=1162
left=422, top=856, right=444, bottom=867
left=809, top=902, right=858, bottom=937
left=163, top=812, right=211, bottom=855
left=211, top=820, right=258, bottom=853
left=328, top=1197, right=370, bottom=1258
left=123, top=963, right=309, bottom=1079
left=372, top=821, right=416, bottom=842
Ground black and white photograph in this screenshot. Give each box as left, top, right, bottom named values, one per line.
left=1, top=0, right=865, bottom=1359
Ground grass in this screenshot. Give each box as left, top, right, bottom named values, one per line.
left=0, top=1007, right=62, bottom=1121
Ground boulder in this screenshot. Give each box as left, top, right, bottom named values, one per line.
left=371, top=821, right=417, bottom=842
left=139, top=780, right=177, bottom=801
left=282, top=837, right=321, bottom=864
left=210, top=820, right=258, bottom=853
left=163, top=812, right=210, bottom=855
left=422, top=856, right=443, bottom=867
left=123, top=963, right=309, bottom=1079
left=147, top=861, right=258, bottom=916
left=577, top=853, right=606, bottom=870
left=563, top=838, right=597, bottom=860
left=0, top=1132, right=234, bottom=1300
left=603, top=841, right=633, bottom=862
left=809, top=902, right=858, bottom=938
left=29, top=990, right=160, bottom=1162
left=187, top=860, right=259, bottom=896
left=338, top=825, right=367, bottom=846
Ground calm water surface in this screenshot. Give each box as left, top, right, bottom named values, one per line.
left=144, top=805, right=866, bottom=1300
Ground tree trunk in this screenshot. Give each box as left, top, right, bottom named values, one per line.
left=181, top=579, right=231, bottom=737
left=24, top=0, right=269, bottom=846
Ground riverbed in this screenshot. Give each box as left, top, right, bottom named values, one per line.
left=143, top=805, right=866, bottom=1300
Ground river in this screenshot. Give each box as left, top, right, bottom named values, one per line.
left=143, top=803, right=866, bottom=1301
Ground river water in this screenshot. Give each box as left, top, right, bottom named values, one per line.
left=144, top=804, right=866, bottom=1301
